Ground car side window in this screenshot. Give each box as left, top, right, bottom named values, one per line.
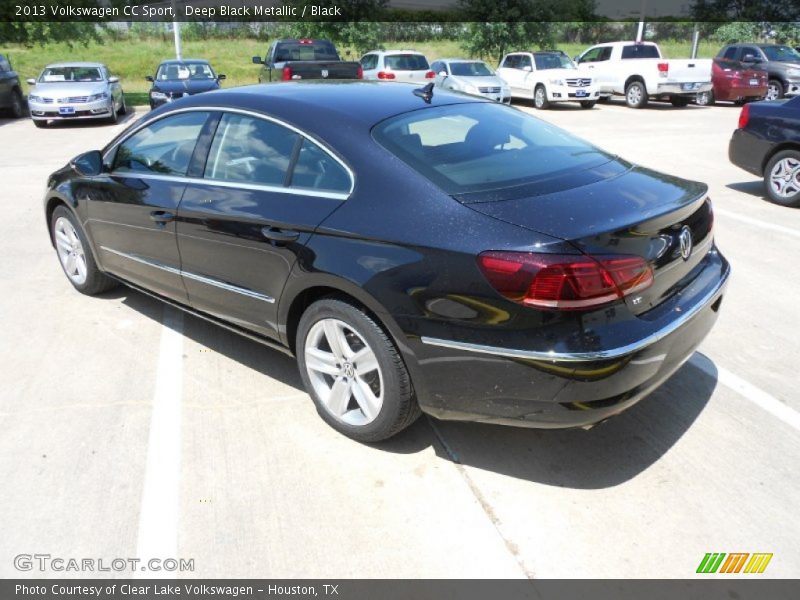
left=360, top=54, right=378, bottom=70
left=742, top=46, right=761, bottom=60
left=579, top=47, right=605, bottom=63
left=205, top=113, right=299, bottom=187
left=113, top=112, right=210, bottom=176
left=518, top=54, right=532, bottom=69
left=502, top=55, right=519, bottom=69
left=598, top=47, right=612, bottom=61
left=723, top=46, right=738, bottom=60
left=289, top=139, right=351, bottom=194
left=0, top=56, right=8, bottom=72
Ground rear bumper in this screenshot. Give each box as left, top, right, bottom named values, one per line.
left=656, top=81, right=712, bottom=96
left=407, top=248, right=730, bottom=429
left=716, top=84, right=767, bottom=101
left=728, top=128, right=771, bottom=176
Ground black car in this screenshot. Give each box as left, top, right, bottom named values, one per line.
left=146, top=59, right=225, bottom=109
left=43, top=83, right=729, bottom=442
left=729, top=95, right=800, bottom=207
left=0, top=53, right=25, bottom=118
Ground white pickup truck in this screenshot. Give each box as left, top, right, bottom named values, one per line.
left=574, top=41, right=712, bottom=108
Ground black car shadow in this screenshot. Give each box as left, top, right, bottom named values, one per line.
left=727, top=180, right=766, bottom=199
left=101, top=285, right=716, bottom=488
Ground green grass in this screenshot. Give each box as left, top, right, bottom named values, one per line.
left=0, top=37, right=716, bottom=106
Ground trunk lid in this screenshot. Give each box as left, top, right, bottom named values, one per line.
left=462, top=165, right=714, bottom=315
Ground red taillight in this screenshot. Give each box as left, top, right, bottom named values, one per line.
left=657, top=62, right=669, bottom=76
left=377, top=71, right=395, bottom=80
left=738, top=103, right=750, bottom=129
left=357, top=65, right=363, bottom=79
left=477, top=252, right=654, bottom=311
left=425, top=70, right=435, bottom=79
left=299, top=38, right=313, bottom=45
left=281, top=66, right=292, bottom=81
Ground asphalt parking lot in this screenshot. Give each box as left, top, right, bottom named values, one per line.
left=1, top=98, right=798, bottom=579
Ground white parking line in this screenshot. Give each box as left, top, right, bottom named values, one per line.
left=690, top=353, right=800, bottom=432
left=135, top=306, right=184, bottom=577
left=715, top=208, right=800, bottom=239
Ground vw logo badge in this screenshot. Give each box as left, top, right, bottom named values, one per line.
left=321, top=69, right=329, bottom=78
left=678, top=226, right=693, bottom=261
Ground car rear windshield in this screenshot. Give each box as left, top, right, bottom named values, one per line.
left=275, top=41, right=339, bottom=62
left=372, top=103, right=613, bottom=195
left=384, top=54, right=430, bottom=71
left=762, top=46, right=800, bottom=62
left=621, top=45, right=660, bottom=59
left=39, top=67, right=103, bottom=82
left=450, top=62, right=494, bottom=76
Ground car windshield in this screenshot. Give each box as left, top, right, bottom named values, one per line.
left=156, top=62, right=216, bottom=81
left=450, top=62, right=494, bottom=77
left=762, top=46, right=800, bottom=62
left=373, top=103, right=613, bottom=195
left=385, top=54, right=430, bottom=71
left=533, top=54, right=575, bottom=70
left=274, top=41, right=339, bottom=62
left=39, top=66, right=103, bottom=83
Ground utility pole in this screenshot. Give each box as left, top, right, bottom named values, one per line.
left=691, top=23, right=700, bottom=59
left=172, top=0, right=182, bottom=60
left=636, top=0, right=646, bottom=42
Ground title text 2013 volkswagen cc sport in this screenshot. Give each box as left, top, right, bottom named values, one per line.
left=44, top=83, right=730, bottom=442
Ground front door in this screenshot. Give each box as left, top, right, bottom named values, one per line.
left=176, top=110, right=353, bottom=340
left=87, top=111, right=212, bottom=303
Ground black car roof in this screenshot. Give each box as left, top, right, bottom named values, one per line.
left=170, top=82, right=481, bottom=129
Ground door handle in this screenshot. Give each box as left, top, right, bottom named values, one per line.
left=150, top=211, right=175, bottom=223
left=261, top=226, right=300, bottom=243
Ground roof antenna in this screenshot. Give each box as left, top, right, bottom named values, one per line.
left=413, top=82, right=434, bottom=103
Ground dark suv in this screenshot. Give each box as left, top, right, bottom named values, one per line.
left=0, top=54, right=25, bottom=118
left=717, top=44, right=800, bottom=100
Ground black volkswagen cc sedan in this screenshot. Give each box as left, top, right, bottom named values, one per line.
left=44, top=82, right=730, bottom=441
left=146, top=59, right=226, bottom=109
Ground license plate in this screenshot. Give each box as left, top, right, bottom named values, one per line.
left=58, top=106, right=75, bottom=115
left=575, top=89, right=587, bottom=97
left=682, top=83, right=696, bottom=91
left=749, top=79, right=759, bottom=86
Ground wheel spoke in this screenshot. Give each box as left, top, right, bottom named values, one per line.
left=323, top=320, right=351, bottom=360
left=75, top=256, right=87, bottom=280
left=353, top=346, right=378, bottom=376
left=326, top=376, right=351, bottom=416
left=352, top=377, right=380, bottom=421
left=55, top=230, right=71, bottom=251
left=64, top=254, right=77, bottom=274
left=306, top=347, right=339, bottom=376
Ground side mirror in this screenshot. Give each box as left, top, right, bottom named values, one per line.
left=523, top=65, right=533, bottom=72
left=574, top=55, right=581, bottom=63
left=218, top=74, right=226, bottom=80
left=438, top=71, right=448, bottom=78
left=71, top=150, right=104, bottom=177
left=252, top=56, right=263, bottom=65
left=108, top=76, right=119, bottom=83
left=145, top=75, right=154, bottom=82
left=742, top=54, right=757, bottom=63
left=27, top=78, right=36, bottom=85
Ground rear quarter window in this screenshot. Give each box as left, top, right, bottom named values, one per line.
left=621, top=45, right=661, bottom=59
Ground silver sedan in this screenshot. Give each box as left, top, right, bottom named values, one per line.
left=27, top=62, right=125, bottom=128
left=431, top=58, right=511, bottom=103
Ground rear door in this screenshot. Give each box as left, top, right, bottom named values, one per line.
left=176, top=110, right=353, bottom=340
left=88, top=111, right=212, bottom=302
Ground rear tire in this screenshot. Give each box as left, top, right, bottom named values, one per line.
left=580, top=100, right=596, bottom=109
left=9, top=88, right=25, bottom=118
left=533, top=85, right=550, bottom=109
left=625, top=81, right=648, bottom=108
left=50, top=206, right=118, bottom=295
left=764, top=150, right=800, bottom=208
left=296, top=298, right=420, bottom=442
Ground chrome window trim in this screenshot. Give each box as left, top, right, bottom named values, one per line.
left=103, top=105, right=355, bottom=198
left=421, top=264, right=730, bottom=363
left=100, top=246, right=276, bottom=304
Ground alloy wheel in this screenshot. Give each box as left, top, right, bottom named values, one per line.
left=765, top=83, right=781, bottom=101
left=304, top=318, right=383, bottom=426
left=534, top=87, right=545, bottom=108
left=627, top=85, right=642, bottom=106
left=54, top=217, right=88, bottom=285
left=769, top=156, right=800, bottom=199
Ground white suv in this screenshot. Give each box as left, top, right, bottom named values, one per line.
left=360, top=50, right=434, bottom=83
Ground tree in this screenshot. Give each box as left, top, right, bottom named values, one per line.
left=691, top=0, right=799, bottom=22
left=282, top=0, right=388, bottom=54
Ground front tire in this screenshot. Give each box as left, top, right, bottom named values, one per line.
left=625, top=81, right=648, bottom=108
left=107, top=100, right=119, bottom=124
left=580, top=100, right=596, bottom=109
left=533, top=85, right=550, bottom=109
left=696, top=90, right=714, bottom=106
left=296, top=298, right=420, bottom=442
left=765, top=79, right=784, bottom=101
left=118, top=95, right=127, bottom=116
left=33, top=119, right=47, bottom=128
left=9, top=88, right=25, bottom=118
left=50, top=206, right=117, bottom=295
left=764, top=150, right=800, bottom=207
